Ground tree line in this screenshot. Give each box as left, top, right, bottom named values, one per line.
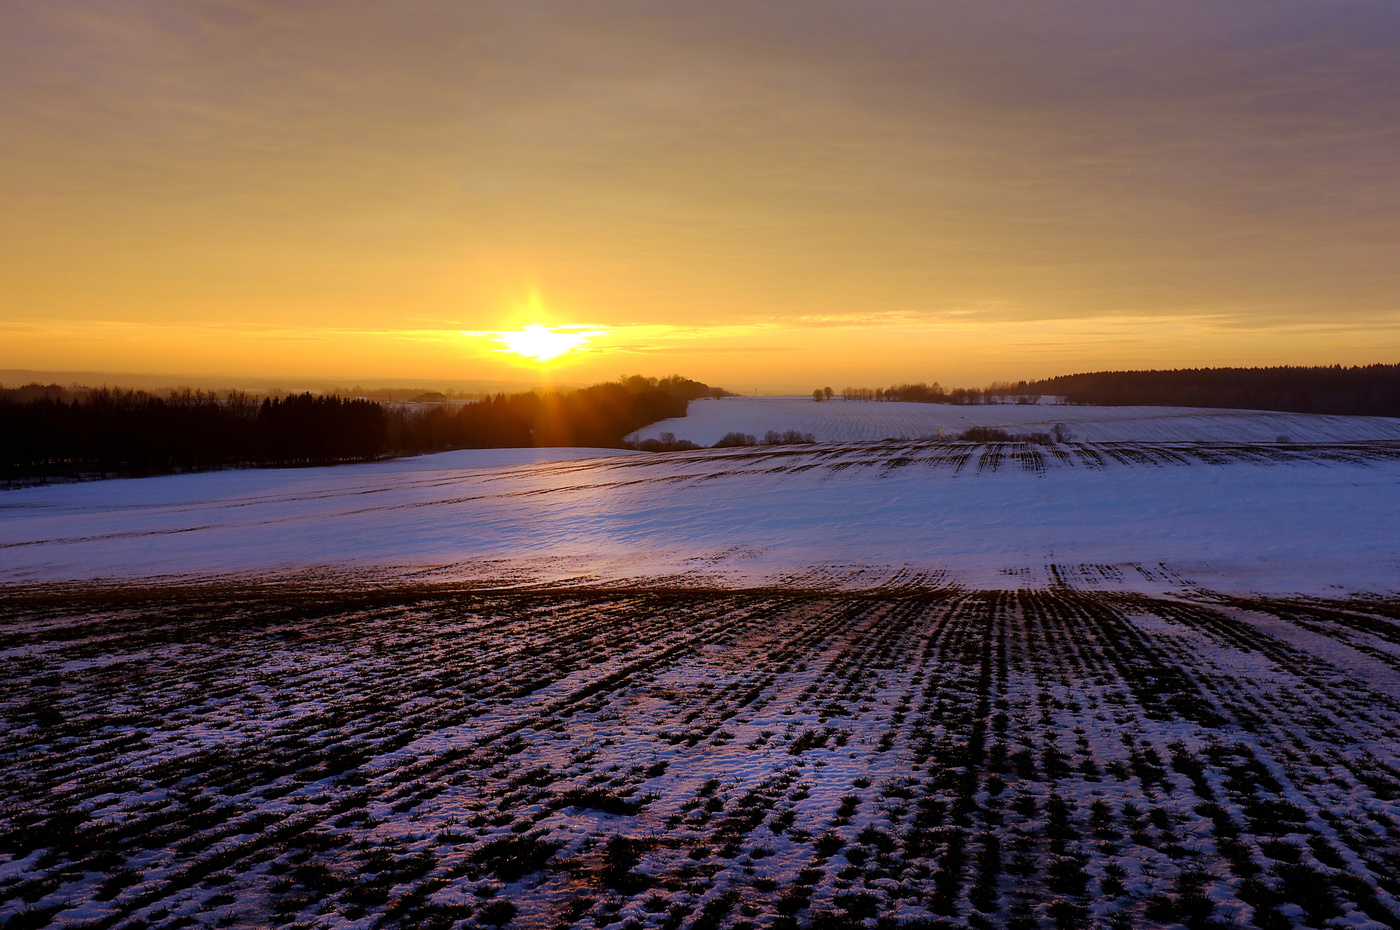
left=825, top=365, right=1400, bottom=416
left=0, top=375, right=728, bottom=483
left=831, top=383, right=992, bottom=404
left=1011, top=365, right=1400, bottom=417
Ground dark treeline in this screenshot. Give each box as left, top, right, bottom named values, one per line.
left=1011, top=365, right=1400, bottom=417
left=838, top=383, right=990, bottom=404
left=833, top=365, right=1400, bottom=416
left=1, top=389, right=388, bottom=481
left=392, top=375, right=726, bottom=453
left=0, top=375, right=727, bottom=482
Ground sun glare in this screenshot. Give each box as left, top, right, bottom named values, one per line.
left=497, top=324, right=590, bottom=362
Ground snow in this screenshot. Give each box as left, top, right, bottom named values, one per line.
left=9, top=578, right=1399, bottom=929
left=6, top=429, right=1400, bottom=929
left=631, top=396, right=1400, bottom=444
left=4, top=438, right=1398, bottom=598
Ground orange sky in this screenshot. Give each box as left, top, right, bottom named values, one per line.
left=3, top=1, right=1399, bottom=391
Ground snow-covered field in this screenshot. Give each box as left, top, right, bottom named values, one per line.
left=3, top=439, right=1398, bottom=597
left=5, top=427, right=1400, bottom=930
left=630, top=396, right=1400, bottom=445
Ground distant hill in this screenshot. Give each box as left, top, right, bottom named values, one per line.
left=1005, top=365, right=1400, bottom=418
left=0, top=369, right=574, bottom=399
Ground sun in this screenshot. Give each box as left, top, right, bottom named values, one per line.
left=497, top=324, right=590, bottom=362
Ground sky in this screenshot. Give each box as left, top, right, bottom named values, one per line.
left=2, top=1, right=1399, bottom=392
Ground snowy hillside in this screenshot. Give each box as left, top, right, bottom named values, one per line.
left=5, top=439, right=1398, bottom=597
left=630, top=396, right=1400, bottom=444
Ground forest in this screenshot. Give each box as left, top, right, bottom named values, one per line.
left=836, top=365, right=1400, bottom=417
left=0, top=375, right=726, bottom=482
left=1012, top=365, right=1400, bottom=416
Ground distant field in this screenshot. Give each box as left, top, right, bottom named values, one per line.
left=629, top=397, right=1400, bottom=445
left=4, top=439, right=1398, bottom=597
left=4, top=583, right=1400, bottom=929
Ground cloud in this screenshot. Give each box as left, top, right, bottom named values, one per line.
left=3, top=1, right=1399, bottom=380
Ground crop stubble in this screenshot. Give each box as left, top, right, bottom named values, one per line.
left=3, top=582, right=1400, bottom=929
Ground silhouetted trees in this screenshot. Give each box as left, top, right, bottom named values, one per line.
left=258, top=393, right=386, bottom=464
left=1010, top=365, right=1400, bottom=417
left=955, top=426, right=1066, bottom=444
left=0, top=388, right=385, bottom=481
left=714, top=432, right=759, bottom=448
left=634, top=432, right=702, bottom=452
left=392, top=376, right=724, bottom=454
left=838, top=366, right=1400, bottom=417
left=712, top=430, right=815, bottom=448
left=0, top=383, right=79, bottom=404
left=839, top=383, right=988, bottom=404
left=957, top=426, right=1013, bottom=442
left=0, top=374, right=729, bottom=482
left=764, top=430, right=816, bottom=445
